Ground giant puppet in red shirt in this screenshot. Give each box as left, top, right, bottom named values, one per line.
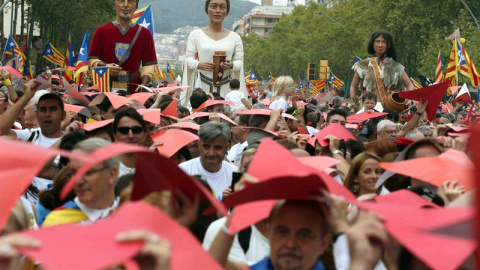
left=88, top=0, right=157, bottom=94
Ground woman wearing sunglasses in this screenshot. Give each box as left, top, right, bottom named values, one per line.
left=268, top=76, right=297, bottom=112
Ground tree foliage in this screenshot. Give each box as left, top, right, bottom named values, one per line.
left=244, top=0, right=480, bottom=83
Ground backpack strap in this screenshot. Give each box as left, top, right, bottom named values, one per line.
left=238, top=226, right=252, bottom=254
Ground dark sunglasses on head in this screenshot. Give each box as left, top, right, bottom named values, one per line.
left=116, top=126, right=144, bottom=135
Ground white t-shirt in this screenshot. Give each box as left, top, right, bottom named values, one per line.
left=334, top=234, right=386, bottom=270
left=269, top=97, right=288, bottom=111
left=118, top=161, right=136, bottom=180
left=179, top=157, right=237, bottom=200
left=202, top=217, right=270, bottom=265
left=226, top=91, right=247, bottom=112
left=14, top=128, right=61, bottom=147
left=227, top=141, right=248, bottom=167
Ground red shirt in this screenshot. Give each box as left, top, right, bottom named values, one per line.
left=89, top=22, right=157, bottom=92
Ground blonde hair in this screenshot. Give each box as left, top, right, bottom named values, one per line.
left=271, top=76, right=294, bottom=100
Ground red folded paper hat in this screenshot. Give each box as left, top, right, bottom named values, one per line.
left=347, top=112, right=388, bottom=123
left=128, top=92, right=154, bottom=105
left=206, top=138, right=356, bottom=215
left=86, top=84, right=100, bottom=91
left=152, top=86, right=188, bottom=94
left=89, top=92, right=135, bottom=110
left=298, top=156, right=340, bottom=172
left=452, top=84, right=473, bottom=104
left=398, top=81, right=449, bottom=121
left=244, top=127, right=280, bottom=138
left=164, top=121, right=200, bottom=131
left=80, top=119, right=114, bottom=132
left=180, top=112, right=237, bottom=126
left=132, top=151, right=228, bottom=216
left=195, top=100, right=234, bottom=112
left=314, top=123, right=357, bottom=147
left=235, top=108, right=297, bottom=121
left=60, top=142, right=228, bottom=216
left=450, top=85, right=461, bottom=95
left=162, top=99, right=178, bottom=118
left=228, top=200, right=277, bottom=234
left=353, top=201, right=475, bottom=270
left=19, top=201, right=224, bottom=270
left=394, top=137, right=415, bottom=146
left=0, top=138, right=75, bottom=230
left=64, top=104, right=92, bottom=118
left=137, top=109, right=161, bottom=125
left=0, top=66, right=22, bottom=78
left=151, top=129, right=199, bottom=158
left=373, top=189, right=440, bottom=209
left=379, top=149, right=475, bottom=190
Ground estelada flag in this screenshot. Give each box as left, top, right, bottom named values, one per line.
left=91, top=67, right=111, bottom=93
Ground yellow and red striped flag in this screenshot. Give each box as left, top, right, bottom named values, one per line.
left=411, top=78, right=422, bottom=90
left=435, top=51, right=445, bottom=84
left=43, top=43, right=66, bottom=67
left=92, top=67, right=111, bottom=92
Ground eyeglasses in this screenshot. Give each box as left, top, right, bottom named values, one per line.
left=116, top=126, right=145, bottom=135
left=381, top=130, right=397, bottom=135
left=209, top=4, right=227, bottom=10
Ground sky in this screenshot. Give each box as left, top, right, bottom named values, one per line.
left=247, top=0, right=262, bottom=4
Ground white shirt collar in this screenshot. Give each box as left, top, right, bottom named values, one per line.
left=74, top=197, right=120, bottom=222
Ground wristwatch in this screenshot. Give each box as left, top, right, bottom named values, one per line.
left=332, top=150, right=343, bottom=156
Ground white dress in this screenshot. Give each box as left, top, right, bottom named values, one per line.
left=182, top=29, right=247, bottom=106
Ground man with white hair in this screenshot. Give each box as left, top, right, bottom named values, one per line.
left=377, top=100, right=428, bottom=143
left=43, top=138, right=120, bottom=226
left=376, top=119, right=398, bottom=142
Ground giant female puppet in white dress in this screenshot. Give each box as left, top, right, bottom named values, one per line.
left=182, top=0, right=247, bottom=106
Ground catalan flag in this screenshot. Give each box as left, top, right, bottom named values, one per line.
left=74, top=30, right=90, bottom=85
left=43, top=43, right=66, bottom=67
left=4, top=35, right=26, bottom=63
left=92, top=67, right=111, bottom=92
left=132, top=5, right=154, bottom=37
left=63, top=32, right=76, bottom=81
left=311, top=80, right=325, bottom=95
left=458, top=41, right=480, bottom=87
left=166, top=62, right=176, bottom=78
left=329, top=72, right=344, bottom=90
left=155, top=65, right=166, bottom=79
left=411, top=78, right=422, bottom=90
left=434, top=51, right=444, bottom=84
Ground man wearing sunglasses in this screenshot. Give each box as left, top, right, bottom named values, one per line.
left=113, top=108, right=147, bottom=177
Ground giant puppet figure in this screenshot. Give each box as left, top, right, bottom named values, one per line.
left=88, top=0, right=157, bottom=94
left=181, top=0, right=247, bottom=106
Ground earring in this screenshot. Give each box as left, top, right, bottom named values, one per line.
left=353, top=183, right=359, bottom=194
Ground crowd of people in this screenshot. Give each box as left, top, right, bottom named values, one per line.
left=0, top=0, right=477, bottom=269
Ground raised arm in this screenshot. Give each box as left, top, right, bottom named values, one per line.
left=0, top=81, right=36, bottom=138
